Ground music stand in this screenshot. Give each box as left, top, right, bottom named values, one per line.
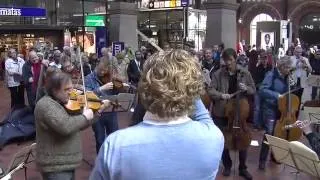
left=101, top=93, right=136, bottom=113
left=289, top=141, right=320, bottom=178
left=1, top=143, right=36, bottom=180
left=302, top=106, right=320, bottom=132
left=265, top=135, right=296, bottom=168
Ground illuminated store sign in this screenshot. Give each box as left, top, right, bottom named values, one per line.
left=142, top=0, right=190, bottom=9
left=0, top=7, right=46, bottom=17
left=85, top=15, right=105, bottom=27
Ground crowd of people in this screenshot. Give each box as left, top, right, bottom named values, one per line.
left=0, top=39, right=320, bottom=180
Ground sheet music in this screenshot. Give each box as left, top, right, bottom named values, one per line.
left=301, top=107, right=320, bottom=124
left=100, top=93, right=135, bottom=112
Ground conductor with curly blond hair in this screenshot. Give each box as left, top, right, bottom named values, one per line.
left=89, top=49, right=224, bottom=180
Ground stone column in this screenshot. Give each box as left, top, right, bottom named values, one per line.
left=108, top=2, right=138, bottom=51
left=46, top=0, right=57, bottom=26
left=204, top=0, right=239, bottom=49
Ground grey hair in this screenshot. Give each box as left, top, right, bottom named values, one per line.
left=277, top=56, right=292, bottom=67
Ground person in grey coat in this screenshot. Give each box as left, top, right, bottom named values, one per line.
left=34, top=71, right=111, bottom=180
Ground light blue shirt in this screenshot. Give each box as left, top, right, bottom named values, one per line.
left=90, top=99, right=224, bottom=180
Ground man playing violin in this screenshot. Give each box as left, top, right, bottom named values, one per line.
left=85, top=58, right=128, bottom=153
left=258, top=56, right=293, bottom=170
left=35, top=71, right=110, bottom=180
left=207, top=48, right=255, bottom=180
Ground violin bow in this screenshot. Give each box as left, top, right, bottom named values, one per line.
left=78, top=51, right=88, bottom=108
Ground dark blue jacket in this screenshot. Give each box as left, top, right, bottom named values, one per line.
left=259, top=69, right=288, bottom=118
left=84, top=71, right=118, bottom=97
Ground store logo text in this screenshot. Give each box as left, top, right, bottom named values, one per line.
left=0, top=8, right=22, bottom=16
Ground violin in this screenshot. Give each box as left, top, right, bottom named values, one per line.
left=65, top=90, right=121, bottom=113
left=100, top=70, right=125, bottom=91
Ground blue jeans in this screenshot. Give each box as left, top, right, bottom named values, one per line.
left=92, top=112, right=118, bottom=153
left=42, top=170, right=75, bottom=180
left=253, top=93, right=262, bottom=128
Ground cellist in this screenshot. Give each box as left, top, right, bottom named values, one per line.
left=207, top=48, right=255, bottom=179
left=258, top=56, right=293, bottom=170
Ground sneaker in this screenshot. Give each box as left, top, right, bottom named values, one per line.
left=222, top=168, right=231, bottom=176
left=239, top=169, right=253, bottom=180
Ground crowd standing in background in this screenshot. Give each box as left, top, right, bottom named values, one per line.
left=0, top=37, right=319, bottom=180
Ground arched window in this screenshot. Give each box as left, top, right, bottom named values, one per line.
left=250, top=14, right=273, bottom=46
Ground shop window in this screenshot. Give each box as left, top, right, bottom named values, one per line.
left=187, top=9, right=206, bottom=51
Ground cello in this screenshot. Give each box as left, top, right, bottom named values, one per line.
left=224, top=72, right=251, bottom=150
left=274, top=75, right=302, bottom=141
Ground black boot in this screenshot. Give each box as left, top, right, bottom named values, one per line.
left=258, top=161, right=266, bottom=170
left=222, top=168, right=231, bottom=176
left=239, top=169, right=253, bottom=180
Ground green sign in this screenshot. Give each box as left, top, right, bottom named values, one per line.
left=85, top=15, right=105, bottom=27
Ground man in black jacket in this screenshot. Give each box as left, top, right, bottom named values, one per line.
left=127, top=51, right=144, bottom=86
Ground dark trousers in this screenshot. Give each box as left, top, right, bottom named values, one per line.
left=42, top=170, right=75, bottom=180
left=92, top=112, right=118, bottom=153
left=214, top=117, right=248, bottom=170
left=259, top=118, right=277, bottom=163
left=312, top=87, right=319, bottom=100
left=25, top=84, right=35, bottom=108
left=9, top=85, right=25, bottom=109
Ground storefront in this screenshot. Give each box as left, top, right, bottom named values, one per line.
left=0, top=6, right=64, bottom=53
left=0, top=26, right=64, bottom=54
left=63, top=15, right=107, bottom=56
left=0, top=0, right=108, bottom=55
left=137, top=0, right=206, bottom=51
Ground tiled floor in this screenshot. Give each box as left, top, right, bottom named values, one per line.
left=0, top=81, right=318, bottom=180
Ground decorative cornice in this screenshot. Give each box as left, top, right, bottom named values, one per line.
left=108, top=2, right=137, bottom=15
left=204, top=1, right=239, bottom=11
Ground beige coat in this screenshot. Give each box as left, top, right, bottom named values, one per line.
left=207, top=66, right=256, bottom=117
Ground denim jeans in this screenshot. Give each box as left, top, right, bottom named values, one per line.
left=25, top=84, right=35, bottom=108
left=253, top=93, right=262, bottom=128
left=92, top=112, right=118, bottom=153
left=42, top=170, right=75, bottom=180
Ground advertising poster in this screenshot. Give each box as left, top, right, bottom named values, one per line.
left=261, top=32, right=274, bottom=50
left=72, top=32, right=96, bottom=54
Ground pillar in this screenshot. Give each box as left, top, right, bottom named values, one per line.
left=108, top=2, right=138, bottom=51
left=204, top=0, right=239, bottom=49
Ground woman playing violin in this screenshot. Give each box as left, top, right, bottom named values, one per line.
left=84, top=57, right=128, bottom=153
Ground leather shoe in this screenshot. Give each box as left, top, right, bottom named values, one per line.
left=239, top=169, right=252, bottom=180
left=222, top=168, right=231, bottom=176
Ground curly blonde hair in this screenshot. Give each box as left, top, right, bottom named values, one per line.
left=138, top=49, right=204, bottom=119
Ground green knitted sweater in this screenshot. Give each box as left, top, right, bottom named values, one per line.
left=34, top=96, right=89, bottom=173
